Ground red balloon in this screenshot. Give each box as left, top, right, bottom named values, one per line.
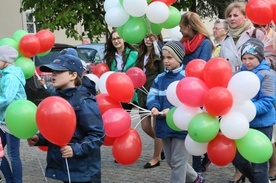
left=272, top=0, right=276, bottom=26
left=112, top=128, right=142, bottom=165
left=91, top=63, right=110, bottom=78
left=203, top=87, right=233, bottom=116
left=38, top=146, right=48, bottom=152
left=95, top=93, right=122, bottom=115
left=207, top=132, right=236, bottom=166
left=35, top=29, right=55, bottom=53
left=102, top=108, right=131, bottom=137
left=185, top=59, right=206, bottom=80
left=106, top=72, right=135, bottom=103
left=203, top=57, right=232, bottom=88
left=176, top=77, right=209, bottom=107
left=19, top=35, right=40, bottom=57
left=126, top=67, right=146, bottom=88
left=36, top=96, right=76, bottom=147
left=152, top=0, right=177, bottom=5
left=103, top=135, right=116, bottom=146
left=246, top=0, right=273, bottom=25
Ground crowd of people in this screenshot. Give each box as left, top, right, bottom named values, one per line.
left=0, top=1, right=276, bottom=183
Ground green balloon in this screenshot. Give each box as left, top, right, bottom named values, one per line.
left=235, top=129, right=273, bottom=163
left=36, top=50, right=51, bottom=57
left=0, top=38, right=19, bottom=51
left=166, top=107, right=182, bottom=131
left=150, top=23, right=162, bottom=35
left=160, top=6, right=181, bottom=29
left=188, top=112, right=220, bottom=143
left=5, top=99, right=38, bottom=139
left=12, top=30, right=28, bottom=43
left=122, top=17, right=147, bottom=44
left=117, top=25, right=125, bottom=40
left=147, top=0, right=152, bottom=3
left=14, top=57, right=35, bottom=79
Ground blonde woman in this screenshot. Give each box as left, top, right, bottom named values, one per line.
left=179, top=11, right=214, bottom=68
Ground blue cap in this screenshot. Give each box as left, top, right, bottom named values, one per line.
left=60, top=48, right=78, bottom=57
left=40, top=54, right=83, bottom=77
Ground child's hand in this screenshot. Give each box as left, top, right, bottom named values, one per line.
left=151, top=107, right=159, bottom=116
left=161, top=108, right=170, bottom=116
left=60, top=146, right=73, bottom=158
left=38, top=78, right=45, bottom=86
left=27, top=135, right=39, bottom=146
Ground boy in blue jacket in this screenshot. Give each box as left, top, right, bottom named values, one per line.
left=232, top=38, right=275, bottom=183
left=28, top=54, right=105, bottom=183
left=147, top=41, right=205, bottom=183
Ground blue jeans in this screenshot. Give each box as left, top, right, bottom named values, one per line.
left=232, top=126, right=273, bottom=183
left=0, top=129, right=22, bottom=183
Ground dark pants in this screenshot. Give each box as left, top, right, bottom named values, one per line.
left=232, top=126, right=273, bottom=183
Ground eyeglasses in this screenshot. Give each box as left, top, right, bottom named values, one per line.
left=111, top=37, right=122, bottom=41
left=212, top=27, right=225, bottom=31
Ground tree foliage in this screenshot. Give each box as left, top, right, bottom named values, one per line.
left=20, top=0, right=247, bottom=42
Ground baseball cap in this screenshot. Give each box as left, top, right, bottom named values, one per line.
left=40, top=54, right=83, bottom=77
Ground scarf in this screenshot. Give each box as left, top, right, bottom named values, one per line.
left=228, top=19, right=252, bottom=42
left=182, top=34, right=205, bottom=55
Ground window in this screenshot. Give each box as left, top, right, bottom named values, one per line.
left=25, top=10, right=37, bottom=33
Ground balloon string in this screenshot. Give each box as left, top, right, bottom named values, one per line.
left=65, top=158, right=71, bottom=183
left=141, top=86, right=149, bottom=94
left=35, top=148, right=48, bottom=182
left=134, top=113, right=151, bottom=129
left=129, top=102, right=150, bottom=112
left=137, top=87, right=148, bottom=95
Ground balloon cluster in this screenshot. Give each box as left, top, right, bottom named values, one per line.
left=0, top=29, right=55, bottom=79
left=90, top=67, right=146, bottom=165
left=166, top=57, right=273, bottom=166
left=104, top=0, right=181, bottom=44
left=246, top=0, right=276, bottom=25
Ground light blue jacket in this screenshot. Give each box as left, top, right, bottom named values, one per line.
left=240, top=61, right=275, bottom=128
left=0, top=65, right=26, bottom=124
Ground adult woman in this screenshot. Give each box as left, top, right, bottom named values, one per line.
left=212, top=19, right=229, bottom=57
left=219, top=2, right=267, bottom=72
left=136, top=34, right=164, bottom=169
left=179, top=11, right=214, bottom=175
left=103, top=29, right=139, bottom=109
left=179, top=11, right=214, bottom=67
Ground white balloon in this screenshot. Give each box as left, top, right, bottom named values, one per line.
left=227, top=71, right=260, bottom=104
left=105, top=6, right=130, bottom=27
left=166, top=81, right=182, bottom=107
left=104, top=0, right=121, bottom=12
left=229, top=100, right=256, bottom=122
left=146, top=2, right=170, bottom=24
left=86, top=74, right=99, bottom=92
left=173, top=104, right=202, bottom=130
left=185, top=134, right=208, bottom=156
left=99, top=71, right=115, bottom=94
left=220, top=111, right=249, bottom=140
left=170, top=26, right=182, bottom=41
left=123, top=0, right=148, bottom=17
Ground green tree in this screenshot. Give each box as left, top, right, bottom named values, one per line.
left=20, top=0, right=246, bottom=42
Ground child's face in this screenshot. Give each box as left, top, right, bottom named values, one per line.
left=241, top=54, right=259, bottom=70
left=0, top=60, right=6, bottom=70
left=162, top=50, right=181, bottom=71
left=51, top=70, right=77, bottom=89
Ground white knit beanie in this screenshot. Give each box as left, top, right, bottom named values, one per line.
left=0, top=45, right=18, bottom=64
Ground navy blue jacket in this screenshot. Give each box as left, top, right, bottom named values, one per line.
left=147, top=65, right=187, bottom=139
left=37, top=86, right=104, bottom=182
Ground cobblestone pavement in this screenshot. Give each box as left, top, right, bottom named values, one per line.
left=1, top=109, right=275, bottom=183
